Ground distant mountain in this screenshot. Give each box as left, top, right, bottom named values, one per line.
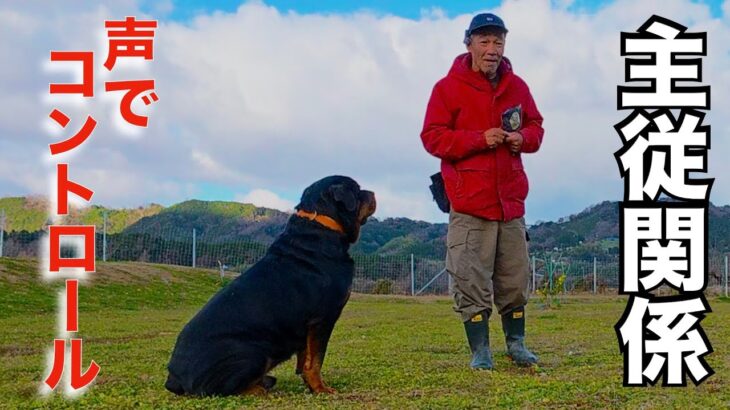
left=529, top=200, right=730, bottom=254
left=0, top=197, right=163, bottom=234
left=529, top=201, right=620, bottom=251
left=1, top=196, right=729, bottom=257
left=124, top=201, right=447, bottom=256
left=0, top=197, right=48, bottom=233
left=353, top=217, right=447, bottom=256
left=124, top=200, right=290, bottom=244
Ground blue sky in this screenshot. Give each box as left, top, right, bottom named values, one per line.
left=148, top=0, right=725, bottom=21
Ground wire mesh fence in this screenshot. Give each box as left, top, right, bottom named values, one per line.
left=1, top=216, right=728, bottom=297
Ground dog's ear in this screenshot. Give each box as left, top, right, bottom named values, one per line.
left=328, top=183, right=357, bottom=212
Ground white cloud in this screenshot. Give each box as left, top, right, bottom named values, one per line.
left=1, top=0, right=728, bottom=223
left=191, top=149, right=253, bottom=185
left=363, top=183, right=440, bottom=222
left=236, top=188, right=295, bottom=211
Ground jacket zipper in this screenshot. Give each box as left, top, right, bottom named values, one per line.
left=492, top=94, right=505, bottom=221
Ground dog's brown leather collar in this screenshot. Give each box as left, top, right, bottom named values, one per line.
left=296, top=210, right=346, bottom=235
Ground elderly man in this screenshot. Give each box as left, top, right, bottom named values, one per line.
left=420, top=12, right=544, bottom=370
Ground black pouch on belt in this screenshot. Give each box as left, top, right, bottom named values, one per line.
left=429, top=172, right=450, bottom=213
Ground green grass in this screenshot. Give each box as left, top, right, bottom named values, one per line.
left=1, top=258, right=729, bottom=409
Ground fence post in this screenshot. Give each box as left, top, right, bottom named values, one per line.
left=593, top=256, right=597, bottom=294
left=0, top=209, right=4, bottom=258
left=725, top=255, right=727, bottom=297
left=192, top=228, right=197, bottom=268
left=410, top=254, right=415, bottom=296
left=531, top=255, right=536, bottom=293
left=102, top=211, right=107, bottom=262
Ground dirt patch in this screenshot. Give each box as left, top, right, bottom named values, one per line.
left=93, top=374, right=125, bottom=386
left=0, top=257, right=220, bottom=286
left=350, top=293, right=450, bottom=303
left=94, top=262, right=220, bottom=285
left=0, top=344, right=41, bottom=357
left=85, top=331, right=170, bottom=345
left=93, top=262, right=177, bottom=285
left=0, top=258, right=38, bottom=283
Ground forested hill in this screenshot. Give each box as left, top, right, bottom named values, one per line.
left=2, top=197, right=730, bottom=256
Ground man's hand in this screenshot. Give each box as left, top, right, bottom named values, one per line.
left=505, top=132, right=523, bottom=153
left=484, top=128, right=508, bottom=149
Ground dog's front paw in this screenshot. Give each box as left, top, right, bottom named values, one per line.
left=240, top=384, right=268, bottom=396
left=311, top=384, right=337, bottom=395
left=302, top=374, right=337, bottom=394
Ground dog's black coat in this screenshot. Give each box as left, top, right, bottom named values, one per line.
left=165, top=176, right=374, bottom=396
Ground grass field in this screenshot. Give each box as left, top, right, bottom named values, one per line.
left=1, top=257, right=729, bottom=409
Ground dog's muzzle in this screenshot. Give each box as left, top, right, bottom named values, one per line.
left=359, top=191, right=377, bottom=224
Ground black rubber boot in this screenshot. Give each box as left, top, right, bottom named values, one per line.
left=463, top=311, right=493, bottom=370
left=501, top=306, right=538, bottom=366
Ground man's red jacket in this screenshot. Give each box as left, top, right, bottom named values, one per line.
left=421, top=53, right=544, bottom=221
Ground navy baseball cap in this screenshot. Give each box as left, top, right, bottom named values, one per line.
left=464, top=13, right=508, bottom=41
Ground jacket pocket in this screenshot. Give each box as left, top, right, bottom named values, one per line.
left=511, top=153, right=524, bottom=170
left=454, top=154, right=494, bottom=171
left=451, top=155, right=495, bottom=200
left=508, top=169, right=529, bottom=202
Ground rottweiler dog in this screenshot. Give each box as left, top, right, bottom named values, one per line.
left=165, top=176, right=376, bottom=397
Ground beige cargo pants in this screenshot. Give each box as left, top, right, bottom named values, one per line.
left=446, top=210, right=530, bottom=322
